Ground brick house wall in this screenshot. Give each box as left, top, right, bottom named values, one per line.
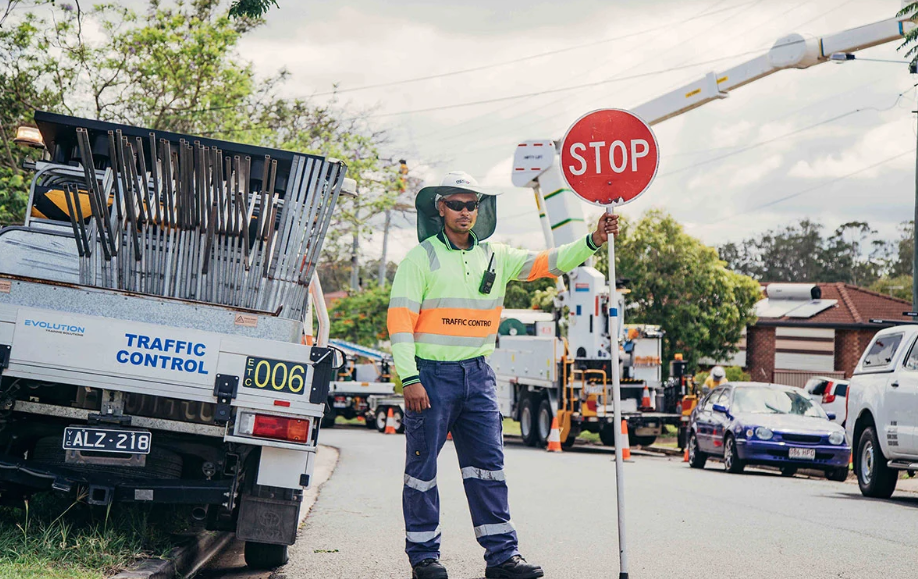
left=834, top=329, right=880, bottom=378
left=746, top=326, right=775, bottom=382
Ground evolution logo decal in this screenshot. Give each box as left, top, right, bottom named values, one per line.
left=24, top=319, right=85, bottom=337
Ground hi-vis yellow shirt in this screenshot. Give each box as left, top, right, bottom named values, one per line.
left=387, top=230, right=600, bottom=387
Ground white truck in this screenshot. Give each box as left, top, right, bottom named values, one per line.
left=0, top=111, right=350, bottom=568
left=846, top=324, right=918, bottom=498
left=322, top=339, right=396, bottom=428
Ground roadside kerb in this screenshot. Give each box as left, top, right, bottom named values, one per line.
left=112, top=444, right=340, bottom=579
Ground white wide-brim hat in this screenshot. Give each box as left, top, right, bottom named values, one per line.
left=415, top=171, right=500, bottom=243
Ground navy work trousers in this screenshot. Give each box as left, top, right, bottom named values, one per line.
left=403, top=356, right=519, bottom=567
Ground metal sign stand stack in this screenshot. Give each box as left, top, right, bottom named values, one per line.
left=68, top=127, right=345, bottom=320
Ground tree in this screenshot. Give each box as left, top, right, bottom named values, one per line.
left=596, top=210, right=760, bottom=371
left=719, top=218, right=897, bottom=286
left=228, top=0, right=277, bottom=19
left=328, top=283, right=391, bottom=347
left=891, top=220, right=914, bottom=278
left=0, top=0, right=408, bottom=265
left=870, top=275, right=913, bottom=301
left=898, top=3, right=918, bottom=68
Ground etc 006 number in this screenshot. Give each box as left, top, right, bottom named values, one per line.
left=244, top=356, right=307, bottom=395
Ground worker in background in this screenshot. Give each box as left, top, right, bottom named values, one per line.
left=388, top=171, right=618, bottom=579
left=703, top=365, right=728, bottom=394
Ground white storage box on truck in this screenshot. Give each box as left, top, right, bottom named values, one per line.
left=0, top=112, right=351, bottom=569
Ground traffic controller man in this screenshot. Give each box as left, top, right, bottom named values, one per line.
left=387, top=171, right=618, bottom=579
left=703, top=365, right=728, bottom=394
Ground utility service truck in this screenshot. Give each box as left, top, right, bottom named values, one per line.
left=322, top=338, right=396, bottom=428
left=0, top=112, right=351, bottom=569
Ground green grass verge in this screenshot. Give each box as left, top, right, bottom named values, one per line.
left=0, top=491, right=190, bottom=578
left=502, top=418, right=521, bottom=436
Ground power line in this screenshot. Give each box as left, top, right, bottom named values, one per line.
left=714, top=148, right=915, bottom=223
left=364, top=49, right=767, bottom=120
left=658, top=90, right=913, bottom=178
left=310, top=0, right=759, bottom=97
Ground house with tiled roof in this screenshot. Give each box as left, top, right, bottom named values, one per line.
left=726, top=283, right=912, bottom=387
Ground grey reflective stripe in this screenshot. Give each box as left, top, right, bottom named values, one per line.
left=548, top=249, right=563, bottom=276
left=473, top=521, right=515, bottom=538
left=421, top=240, right=440, bottom=272
left=516, top=252, right=538, bottom=281
left=389, top=297, right=421, bottom=312
left=421, top=297, right=504, bottom=310
left=406, top=526, right=441, bottom=543
left=461, top=467, right=506, bottom=482
left=404, top=474, right=437, bottom=492
left=414, top=334, right=497, bottom=348
left=390, top=332, right=415, bottom=344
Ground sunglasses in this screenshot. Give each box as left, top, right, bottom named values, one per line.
left=443, top=199, right=479, bottom=212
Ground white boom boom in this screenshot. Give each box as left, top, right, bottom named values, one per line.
left=513, top=9, right=916, bottom=247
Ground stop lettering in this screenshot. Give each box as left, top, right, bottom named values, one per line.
left=560, top=108, right=659, bottom=206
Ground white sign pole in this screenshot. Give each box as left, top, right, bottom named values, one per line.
left=606, top=205, right=629, bottom=579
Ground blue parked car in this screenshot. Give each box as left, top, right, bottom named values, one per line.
left=687, top=382, right=851, bottom=481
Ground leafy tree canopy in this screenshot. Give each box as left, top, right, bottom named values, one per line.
left=595, top=209, right=760, bottom=371
left=0, top=0, right=408, bottom=268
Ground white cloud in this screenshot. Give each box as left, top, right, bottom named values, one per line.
left=788, top=118, right=914, bottom=179
left=730, top=154, right=783, bottom=187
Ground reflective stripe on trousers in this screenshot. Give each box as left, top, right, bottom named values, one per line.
left=403, top=357, right=519, bottom=567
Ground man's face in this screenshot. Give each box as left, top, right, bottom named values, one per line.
left=438, top=192, right=478, bottom=234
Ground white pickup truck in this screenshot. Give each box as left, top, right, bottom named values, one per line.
left=0, top=112, right=349, bottom=569
left=846, top=324, right=918, bottom=498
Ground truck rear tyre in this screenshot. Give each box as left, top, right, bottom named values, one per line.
left=244, top=541, right=288, bottom=569
left=375, top=408, right=387, bottom=432
left=392, top=408, right=405, bottom=434
left=537, top=399, right=553, bottom=448
left=321, top=404, right=336, bottom=428
left=857, top=426, right=897, bottom=498
left=628, top=434, right=657, bottom=447
left=519, top=396, right=539, bottom=447
left=599, top=423, right=617, bottom=447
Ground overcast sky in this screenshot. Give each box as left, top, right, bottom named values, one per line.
left=239, top=0, right=915, bottom=262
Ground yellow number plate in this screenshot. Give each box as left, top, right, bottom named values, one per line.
left=243, top=356, right=307, bottom=395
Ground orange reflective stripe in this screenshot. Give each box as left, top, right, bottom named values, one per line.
left=387, top=307, right=419, bottom=334
left=415, top=307, right=502, bottom=338
left=528, top=251, right=557, bottom=281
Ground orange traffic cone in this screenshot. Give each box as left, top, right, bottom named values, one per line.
left=641, top=385, right=653, bottom=410
left=620, top=420, right=632, bottom=461
left=447, top=431, right=453, bottom=441
left=384, top=408, right=396, bottom=434
left=546, top=416, right=562, bottom=452
left=683, top=447, right=690, bottom=462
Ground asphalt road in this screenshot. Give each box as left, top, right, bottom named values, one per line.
left=276, top=428, right=918, bottom=579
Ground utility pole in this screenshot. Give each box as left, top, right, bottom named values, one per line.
left=913, top=87, right=918, bottom=320
left=378, top=159, right=410, bottom=287
left=350, top=229, right=360, bottom=291
left=378, top=208, right=391, bottom=286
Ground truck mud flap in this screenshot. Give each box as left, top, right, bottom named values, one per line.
left=308, top=347, right=337, bottom=405
left=236, top=490, right=301, bottom=545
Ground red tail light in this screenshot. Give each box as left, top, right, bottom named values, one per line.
left=822, top=382, right=835, bottom=404
left=252, top=415, right=310, bottom=442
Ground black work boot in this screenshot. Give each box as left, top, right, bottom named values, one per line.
left=412, top=558, right=448, bottom=579
left=485, top=555, right=544, bottom=579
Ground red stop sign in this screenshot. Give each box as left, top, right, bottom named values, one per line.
left=560, top=108, right=659, bottom=206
